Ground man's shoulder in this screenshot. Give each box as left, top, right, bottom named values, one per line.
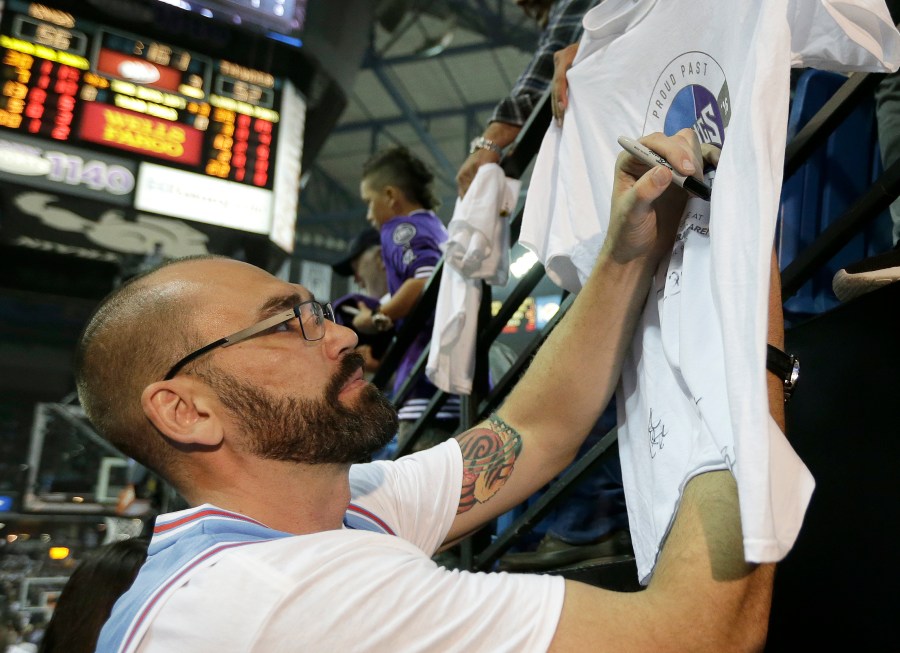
left=214, top=527, right=428, bottom=577
left=347, top=440, right=462, bottom=546
left=348, top=440, right=459, bottom=490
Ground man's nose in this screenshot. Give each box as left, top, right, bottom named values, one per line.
left=323, top=319, right=358, bottom=358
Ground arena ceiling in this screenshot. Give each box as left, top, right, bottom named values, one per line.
left=298, top=0, right=541, bottom=251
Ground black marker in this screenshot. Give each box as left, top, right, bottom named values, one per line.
left=617, top=136, right=711, bottom=201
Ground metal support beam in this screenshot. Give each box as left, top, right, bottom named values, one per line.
left=783, top=71, right=884, bottom=180
left=781, top=159, right=900, bottom=298
left=300, top=165, right=362, bottom=215
left=369, top=41, right=518, bottom=68
left=369, top=59, right=458, bottom=186
left=334, top=101, right=498, bottom=134
left=47, top=404, right=124, bottom=459
left=440, top=0, right=537, bottom=51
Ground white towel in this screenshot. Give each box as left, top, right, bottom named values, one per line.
left=427, top=165, right=520, bottom=394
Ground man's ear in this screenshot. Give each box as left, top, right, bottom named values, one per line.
left=141, top=379, right=224, bottom=447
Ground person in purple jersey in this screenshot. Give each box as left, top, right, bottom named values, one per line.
left=354, top=146, right=461, bottom=451
left=331, top=227, right=394, bottom=375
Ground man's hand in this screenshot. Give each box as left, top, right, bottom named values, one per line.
left=352, top=301, right=377, bottom=334
left=604, top=129, right=704, bottom=266
left=551, top=42, right=579, bottom=126
left=456, top=148, right=501, bottom=198
left=456, top=122, right=521, bottom=197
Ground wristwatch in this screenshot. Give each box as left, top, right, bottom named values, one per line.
left=372, top=310, right=393, bottom=333
left=766, top=344, right=800, bottom=402
left=469, top=136, right=503, bottom=156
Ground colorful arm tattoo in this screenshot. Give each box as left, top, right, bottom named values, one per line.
left=456, top=413, right=523, bottom=515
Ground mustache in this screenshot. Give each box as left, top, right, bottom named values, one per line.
left=326, top=352, right=366, bottom=399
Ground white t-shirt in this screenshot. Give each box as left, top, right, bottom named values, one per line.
left=428, top=164, right=520, bottom=395
left=521, top=0, right=899, bottom=582
left=132, top=441, right=565, bottom=653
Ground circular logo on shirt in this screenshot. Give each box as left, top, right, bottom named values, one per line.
left=392, top=222, right=416, bottom=245
left=643, top=52, right=730, bottom=147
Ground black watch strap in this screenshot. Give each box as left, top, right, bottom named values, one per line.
left=766, top=344, right=800, bottom=401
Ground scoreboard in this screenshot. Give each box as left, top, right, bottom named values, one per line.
left=0, top=0, right=305, bottom=255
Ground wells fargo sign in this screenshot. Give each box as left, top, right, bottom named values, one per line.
left=78, top=102, right=202, bottom=165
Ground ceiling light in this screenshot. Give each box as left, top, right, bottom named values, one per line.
left=510, top=251, right=538, bottom=278
left=416, top=30, right=454, bottom=58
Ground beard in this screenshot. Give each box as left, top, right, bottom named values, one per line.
left=202, top=352, right=398, bottom=464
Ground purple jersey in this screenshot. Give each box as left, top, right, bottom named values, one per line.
left=380, top=211, right=459, bottom=421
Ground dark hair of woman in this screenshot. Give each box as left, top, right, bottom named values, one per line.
left=361, top=146, right=440, bottom=211
left=38, top=537, right=149, bottom=653
left=516, top=0, right=555, bottom=28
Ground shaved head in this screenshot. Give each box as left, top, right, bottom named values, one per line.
left=74, top=256, right=221, bottom=479
left=76, top=255, right=399, bottom=486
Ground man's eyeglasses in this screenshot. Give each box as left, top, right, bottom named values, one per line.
left=164, top=300, right=335, bottom=380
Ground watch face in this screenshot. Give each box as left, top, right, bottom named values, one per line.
left=789, top=358, right=800, bottom=386
left=470, top=137, right=500, bottom=155
left=373, top=313, right=391, bottom=332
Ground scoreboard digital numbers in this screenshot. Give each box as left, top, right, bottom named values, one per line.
left=0, top=0, right=285, bottom=192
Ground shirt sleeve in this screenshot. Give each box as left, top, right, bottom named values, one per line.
left=787, top=0, right=900, bottom=71
left=383, top=219, right=444, bottom=284
left=349, top=439, right=462, bottom=555
left=490, top=0, right=599, bottom=126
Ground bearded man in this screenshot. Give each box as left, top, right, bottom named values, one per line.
left=78, top=132, right=777, bottom=652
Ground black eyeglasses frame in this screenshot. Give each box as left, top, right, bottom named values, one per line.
left=163, top=300, right=335, bottom=381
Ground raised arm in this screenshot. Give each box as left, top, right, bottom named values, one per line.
left=551, top=42, right=579, bottom=125
left=549, top=244, right=784, bottom=653
left=445, top=129, right=703, bottom=541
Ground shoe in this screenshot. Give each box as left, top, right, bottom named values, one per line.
left=833, top=247, right=900, bottom=302
left=497, top=530, right=633, bottom=572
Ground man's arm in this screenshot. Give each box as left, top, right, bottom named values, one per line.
left=766, top=249, right=786, bottom=428
left=353, top=277, right=425, bottom=334
left=456, top=122, right=521, bottom=197
left=456, top=0, right=595, bottom=196
left=549, top=249, right=785, bottom=653
left=445, top=130, right=702, bottom=542
left=551, top=471, right=774, bottom=652
left=456, top=38, right=579, bottom=195
left=551, top=42, right=579, bottom=125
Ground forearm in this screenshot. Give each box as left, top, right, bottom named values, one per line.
left=500, top=250, right=656, bottom=464
left=482, top=121, right=522, bottom=150
left=766, top=249, right=786, bottom=432
left=352, top=277, right=425, bottom=333
left=457, top=122, right=522, bottom=196
left=380, top=277, right=425, bottom=321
